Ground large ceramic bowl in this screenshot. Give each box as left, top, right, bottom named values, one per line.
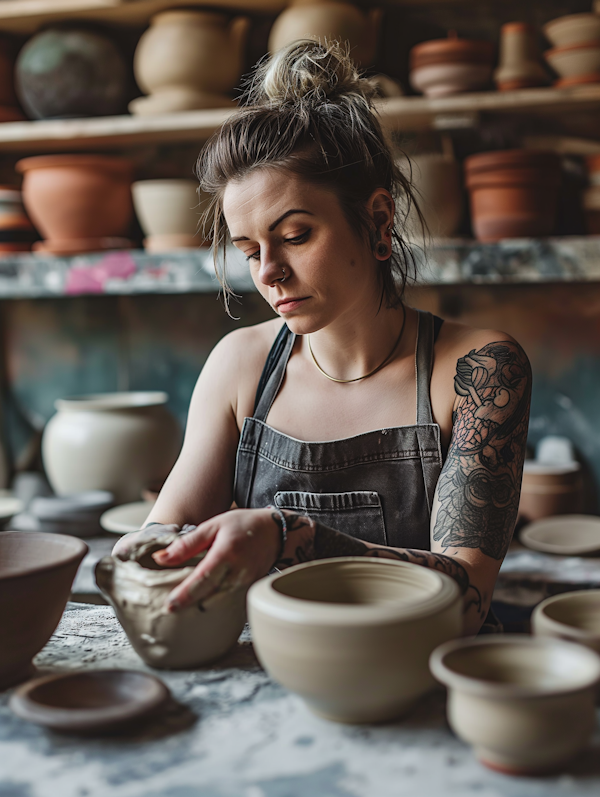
left=0, top=531, right=88, bottom=689
left=430, top=635, right=600, bottom=775
left=248, top=557, right=462, bottom=723
left=543, top=14, right=600, bottom=48
left=532, top=590, right=600, bottom=653
left=545, top=42, right=600, bottom=79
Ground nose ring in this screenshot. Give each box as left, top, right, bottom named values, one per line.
left=278, top=267, right=287, bottom=283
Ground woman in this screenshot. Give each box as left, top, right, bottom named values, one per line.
left=115, top=41, right=531, bottom=635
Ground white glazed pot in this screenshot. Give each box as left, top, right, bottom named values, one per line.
left=96, top=555, right=247, bottom=668
left=268, top=0, right=381, bottom=66
left=430, top=635, right=600, bottom=775
left=532, top=590, right=600, bottom=654
left=132, top=179, right=210, bottom=250
left=130, top=10, right=249, bottom=114
left=400, top=153, right=463, bottom=240
left=42, top=392, right=182, bottom=503
left=248, top=557, right=462, bottom=723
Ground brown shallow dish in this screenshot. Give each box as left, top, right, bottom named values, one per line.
left=9, top=669, right=170, bottom=732
left=0, top=531, right=88, bottom=690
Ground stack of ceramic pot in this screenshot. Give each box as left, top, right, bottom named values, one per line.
left=268, top=0, right=381, bottom=66
left=464, top=149, right=561, bottom=241
left=409, top=33, right=494, bottom=97
left=583, top=154, right=600, bottom=233
left=15, top=27, right=128, bottom=119
left=16, top=155, right=133, bottom=255
left=0, top=187, right=36, bottom=255
left=544, top=11, right=600, bottom=87
left=132, top=179, right=209, bottom=251
left=130, top=11, right=249, bottom=114
left=494, top=22, right=548, bottom=91
left=400, top=153, right=463, bottom=240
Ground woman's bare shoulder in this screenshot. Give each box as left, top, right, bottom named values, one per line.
left=435, top=318, right=526, bottom=366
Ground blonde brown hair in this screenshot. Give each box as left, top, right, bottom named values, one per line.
left=197, top=39, right=422, bottom=315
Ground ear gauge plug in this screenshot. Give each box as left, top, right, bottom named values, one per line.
left=376, top=241, right=389, bottom=258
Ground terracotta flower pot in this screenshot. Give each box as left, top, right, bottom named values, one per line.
left=42, top=392, right=182, bottom=504
left=130, top=11, right=249, bottom=114
left=0, top=531, right=88, bottom=689
left=132, top=179, right=210, bottom=250
left=464, top=149, right=560, bottom=241
left=15, top=27, right=128, bottom=120
left=400, top=153, right=463, bottom=239
left=409, top=35, right=494, bottom=97
left=545, top=41, right=600, bottom=83
left=518, top=461, right=584, bottom=523
left=494, top=22, right=548, bottom=90
left=268, top=0, right=381, bottom=67
left=543, top=13, right=600, bottom=48
left=15, top=155, right=133, bottom=255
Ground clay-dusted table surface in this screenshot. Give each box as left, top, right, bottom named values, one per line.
left=1, top=603, right=599, bottom=797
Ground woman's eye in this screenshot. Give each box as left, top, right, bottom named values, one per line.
left=284, top=230, right=311, bottom=245
left=245, top=250, right=260, bottom=262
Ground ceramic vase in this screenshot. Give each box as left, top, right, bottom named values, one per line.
left=494, top=23, right=548, bottom=91
left=132, top=179, right=210, bottom=251
left=15, top=27, right=128, bottom=120
left=96, top=555, right=247, bottom=668
left=249, top=557, right=462, bottom=723
left=0, top=531, right=87, bottom=689
left=0, top=186, right=36, bottom=255
left=16, top=154, right=133, bottom=255
left=130, top=11, right=249, bottom=114
left=42, top=392, right=182, bottom=504
left=401, top=153, right=463, bottom=240
left=268, top=0, right=381, bottom=66
left=518, top=461, right=584, bottom=523
left=409, top=34, right=494, bottom=97
left=464, top=149, right=561, bottom=241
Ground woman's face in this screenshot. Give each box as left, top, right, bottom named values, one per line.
left=223, top=169, right=381, bottom=335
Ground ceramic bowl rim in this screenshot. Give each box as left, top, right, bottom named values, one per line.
left=54, top=391, right=169, bottom=411
left=430, top=634, right=600, bottom=698
left=9, top=669, right=170, bottom=730
left=519, top=514, right=600, bottom=555
left=15, top=155, right=133, bottom=175
left=0, top=531, right=88, bottom=582
left=248, top=556, right=461, bottom=626
left=532, top=589, right=600, bottom=642
left=543, top=13, right=600, bottom=41
left=132, top=178, right=199, bottom=191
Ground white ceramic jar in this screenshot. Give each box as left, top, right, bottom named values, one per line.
left=130, top=10, right=249, bottom=114
left=132, top=179, right=210, bottom=251
left=248, top=557, right=462, bottom=723
left=42, top=392, right=181, bottom=503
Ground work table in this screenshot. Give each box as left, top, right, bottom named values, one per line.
left=1, top=602, right=600, bottom=797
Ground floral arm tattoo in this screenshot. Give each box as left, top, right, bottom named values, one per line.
left=269, top=339, right=531, bottom=622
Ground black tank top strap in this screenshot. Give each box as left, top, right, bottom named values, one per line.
left=253, top=323, right=295, bottom=421
left=415, top=310, right=438, bottom=426
left=433, top=313, right=444, bottom=343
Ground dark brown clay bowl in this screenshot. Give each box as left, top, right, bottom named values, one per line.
left=9, top=669, right=170, bottom=732
left=0, top=531, right=88, bottom=689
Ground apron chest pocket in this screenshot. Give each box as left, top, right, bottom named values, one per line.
left=274, top=490, right=387, bottom=546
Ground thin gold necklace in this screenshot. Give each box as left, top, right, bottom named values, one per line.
left=307, top=306, right=407, bottom=384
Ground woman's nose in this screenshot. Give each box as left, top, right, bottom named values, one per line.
left=257, top=247, right=286, bottom=286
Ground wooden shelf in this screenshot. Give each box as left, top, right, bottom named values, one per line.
left=0, top=86, right=599, bottom=152
left=0, top=0, right=467, bottom=35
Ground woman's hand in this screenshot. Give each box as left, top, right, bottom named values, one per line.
left=111, top=523, right=183, bottom=561
left=151, top=508, right=281, bottom=612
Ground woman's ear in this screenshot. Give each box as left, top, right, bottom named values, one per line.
left=367, top=189, right=395, bottom=260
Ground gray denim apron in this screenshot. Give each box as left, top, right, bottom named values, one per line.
left=234, top=310, right=443, bottom=549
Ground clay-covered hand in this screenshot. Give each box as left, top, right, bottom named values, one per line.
left=111, top=523, right=195, bottom=564
left=151, top=508, right=280, bottom=612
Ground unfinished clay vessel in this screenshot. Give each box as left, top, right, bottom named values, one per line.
left=96, top=554, right=247, bottom=668
left=464, top=149, right=560, bottom=241
left=42, top=392, right=181, bottom=504
left=430, top=635, right=600, bottom=775
left=16, top=155, right=133, bottom=254
left=268, top=0, right=381, bottom=66
left=0, top=531, right=88, bottom=690
left=532, top=590, right=600, bottom=653
left=132, top=179, right=209, bottom=251
left=494, top=22, right=548, bottom=90
left=131, top=11, right=249, bottom=114
left=248, top=557, right=462, bottom=723
left=409, top=35, right=494, bottom=97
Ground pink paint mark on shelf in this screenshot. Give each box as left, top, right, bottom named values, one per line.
left=65, top=251, right=138, bottom=295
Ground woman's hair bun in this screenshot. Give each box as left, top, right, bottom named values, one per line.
left=243, top=39, right=376, bottom=109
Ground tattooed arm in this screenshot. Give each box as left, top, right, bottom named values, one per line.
left=272, top=337, right=531, bottom=635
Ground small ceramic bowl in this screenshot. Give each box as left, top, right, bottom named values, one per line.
left=430, top=635, right=600, bottom=775
left=532, top=590, right=600, bottom=653
left=0, top=531, right=88, bottom=689
left=543, top=14, right=600, bottom=48
left=9, top=669, right=169, bottom=732
left=545, top=42, right=600, bottom=79
left=410, top=63, right=492, bottom=98
left=248, top=557, right=462, bottom=723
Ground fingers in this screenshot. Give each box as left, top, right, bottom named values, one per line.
left=166, top=555, right=232, bottom=612
left=112, top=524, right=180, bottom=561
left=152, top=521, right=216, bottom=567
